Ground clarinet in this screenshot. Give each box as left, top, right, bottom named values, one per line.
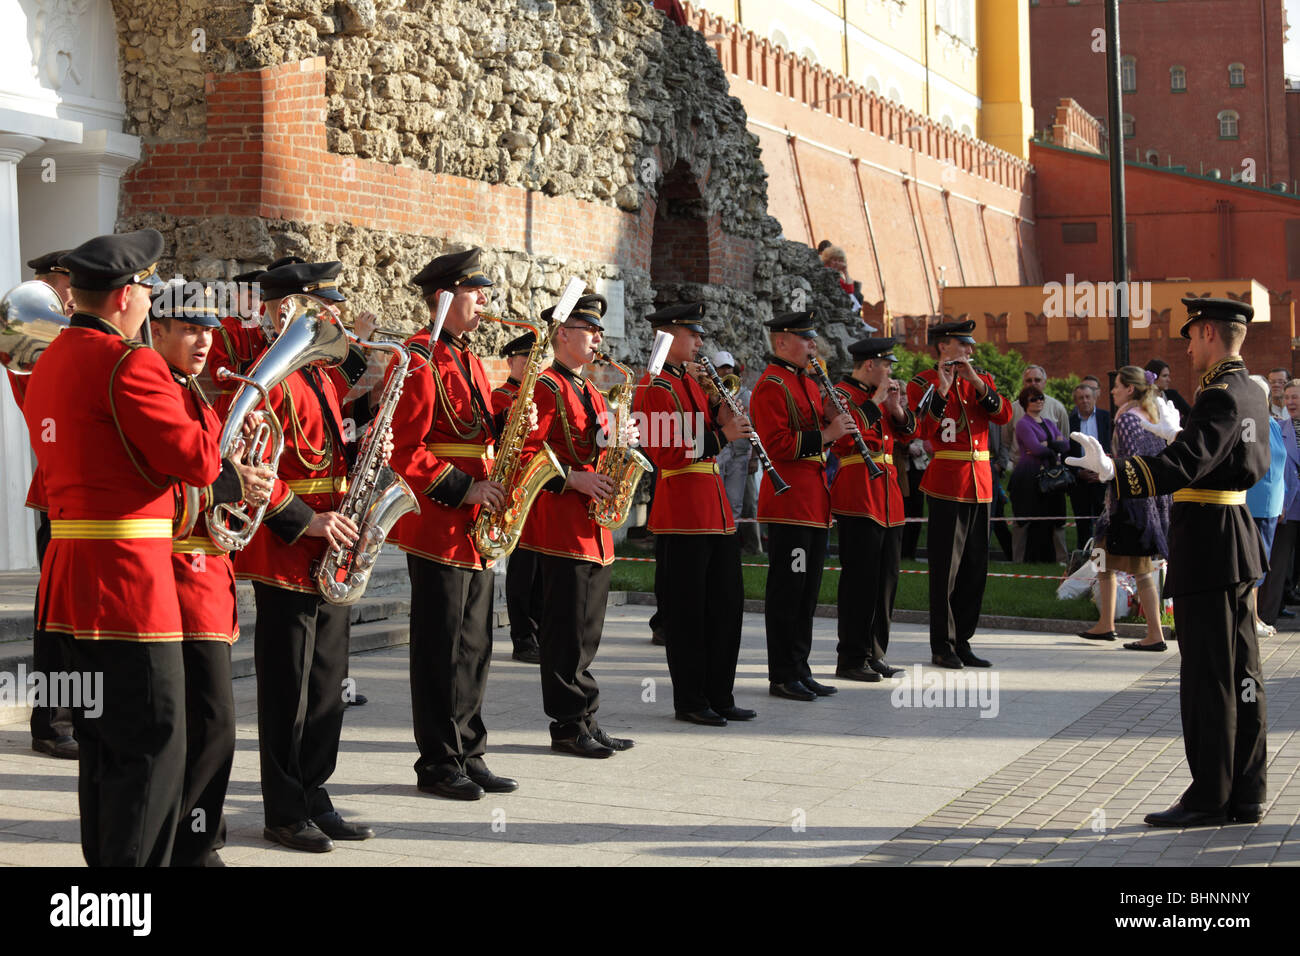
left=698, top=356, right=790, bottom=496
left=808, top=358, right=885, bottom=480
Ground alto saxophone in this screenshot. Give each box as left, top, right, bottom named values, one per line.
left=469, top=313, right=564, bottom=560
left=589, top=351, right=653, bottom=528
left=316, top=339, right=421, bottom=605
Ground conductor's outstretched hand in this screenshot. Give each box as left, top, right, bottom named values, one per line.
left=1065, top=432, right=1115, bottom=483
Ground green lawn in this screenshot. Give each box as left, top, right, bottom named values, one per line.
left=612, top=545, right=1108, bottom=623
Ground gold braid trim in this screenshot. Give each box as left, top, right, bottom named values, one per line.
left=281, top=381, right=333, bottom=471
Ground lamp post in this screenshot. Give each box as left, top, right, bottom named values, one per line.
left=1103, top=0, right=1130, bottom=371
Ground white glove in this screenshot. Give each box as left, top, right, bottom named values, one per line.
left=1137, top=396, right=1181, bottom=442
left=1065, top=432, right=1114, bottom=483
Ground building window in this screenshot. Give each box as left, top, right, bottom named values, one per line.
left=1218, top=110, right=1239, bottom=139
left=1122, top=113, right=1135, bottom=138
left=1145, top=150, right=1159, bottom=165
left=1062, top=222, right=1098, bottom=244
left=1121, top=56, right=1137, bottom=93
left=864, top=75, right=881, bottom=95
left=1228, top=63, right=1245, bottom=87
left=1170, top=66, right=1186, bottom=92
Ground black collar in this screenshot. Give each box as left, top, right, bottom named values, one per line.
left=69, top=312, right=122, bottom=337
left=168, top=366, right=188, bottom=387
left=505, top=376, right=522, bottom=388
left=664, top=362, right=685, bottom=378
left=438, top=327, right=470, bottom=351
left=771, top=355, right=804, bottom=375
left=551, top=360, right=587, bottom=390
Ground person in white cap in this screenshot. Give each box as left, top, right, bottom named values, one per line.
left=712, top=351, right=758, bottom=552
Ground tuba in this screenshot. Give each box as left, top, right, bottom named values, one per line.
left=0, top=280, right=70, bottom=374
left=208, top=294, right=352, bottom=552
left=315, top=338, right=420, bottom=604
left=589, top=350, right=653, bottom=528
left=469, top=312, right=564, bottom=560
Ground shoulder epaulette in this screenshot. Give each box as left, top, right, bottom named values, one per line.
left=537, top=375, right=560, bottom=394
left=650, top=377, right=675, bottom=391
left=761, top=375, right=783, bottom=386
left=408, top=340, right=431, bottom=362
left=910, top=374, right=928, bottom=389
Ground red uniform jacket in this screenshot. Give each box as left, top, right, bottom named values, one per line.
left=389, top=328, right=501, bottom=570
left=905, top=366, right=1011, bottom=504
left=5, top=369, right=46, bottom=512
left=491, top=377, right=521, bottom=416
left=751, top=358, right=832, bottom=528
left=633, top=364, right=733, bottom=534
left=519, top=363, right=614, bottom=565
left=234, top=366, right=351, bottom=593
left=22, top=314, right=222, bottom=641
left=829, top=377, right=916, bottom=525
left=168, top=372, right=239, bottom=644
left=209, top=315, right=267, bottom=418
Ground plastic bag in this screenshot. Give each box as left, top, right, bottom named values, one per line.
left=1056, top=558, right=1096, bottom=600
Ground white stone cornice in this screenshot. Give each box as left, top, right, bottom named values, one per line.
left=0, top=132, right=43, bottom=164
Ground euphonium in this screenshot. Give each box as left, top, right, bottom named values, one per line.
left=589, top=350, right=653, bottom=528
left=208, top=294, right=352, bottom=552
left=316, top=338, right=420, bottom=604
left=0, top=280, right=69, bottom=374
left=469, top=312, right=564, bottom=560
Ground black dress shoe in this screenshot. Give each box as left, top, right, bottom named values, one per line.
left=347, top=694, right=368, bottom=707
left=769, top=681, right=817, bottom=701
left=465, top=761, right=520, bottom=793
left=931, top=652, right=964, bottom=669
left=511, top=642, right=542, bottom=664
left=1123, top=640, right=1167, bottom=652
left=835, top=665, right=883, bottom=683
left=676, top=708, right=727, bottom=726
left=802, top=677, right=838, bottom=696
left=651, top=629, right=667, bottom=646
left=313, top=810, right=375, bottom=840
left=1143, top=802, right=1227, bottom=828
left=418, top=771, right=486, bottom=800
left=264, top=821, right=334, bottom=853
left=716, top=705, right=757, bottom=721
left=1079, top=630, right=1117, bottom=641
left=551, top=733, right=615, bottom=758
left=591, top=728, right=634, bottom=751
left=32, top=735, right=78, bottom=759
left=1280, top=608, right=1296, bottom=618
left=957, top=650, right=992, bottom=667
left=867, top=659, right=904, bottom=678
left=1227, top=803, right=1263, bottom=824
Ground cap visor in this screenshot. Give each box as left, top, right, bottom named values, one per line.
left=314, top=288, right=347, bottom=302
left=795, top=330, right=818, bottom=339
left=141, top=274, right=163, bottom=289
left=461, top=275, right=494, bottom=288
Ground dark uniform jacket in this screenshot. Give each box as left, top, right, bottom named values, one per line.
left=1112, top=356, right=1269, bottom=597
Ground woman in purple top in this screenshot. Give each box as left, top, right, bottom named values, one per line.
left=1079, top=366, right=1172, bottom=650
left=1008, top=385, right=1072, bottom=563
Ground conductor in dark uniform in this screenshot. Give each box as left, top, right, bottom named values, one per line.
left=1069, top=297, right=1269, bottom=827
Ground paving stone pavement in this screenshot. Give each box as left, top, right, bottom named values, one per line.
left=0, top=603, right=1293, bottom=866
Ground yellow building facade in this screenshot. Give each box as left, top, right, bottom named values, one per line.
left=690, top=0, right=1032, bottom=159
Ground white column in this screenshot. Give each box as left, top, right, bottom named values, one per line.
left=0, top=133, right=44, bottom=571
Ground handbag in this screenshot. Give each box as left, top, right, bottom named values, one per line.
left=1033, top=420, right=1075, bottom=494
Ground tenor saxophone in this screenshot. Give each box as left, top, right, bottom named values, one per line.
left=589, top=351, right=653, bottom=528
left=469, top=313, right=563, bottom=560
left=316, top=339, right=421, bottom=605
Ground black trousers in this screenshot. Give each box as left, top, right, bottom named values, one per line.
left=648, top=534, right=666, bottom=634
left=1258, top=520, right=1296, bottom=625
left=70, top=639, right=186, bottom=867
left=172, top=641, right=235, bottom=867
left=764, top=523, right=828, bottom=683
left=926, top=496, right=990, bottom=655
left=1172, top=582, right=1268, bottom=811
left=660, top=532, right=743, bottom=713
left=901, top=467, right=925, bottom=559
left=836, top=516, right=902, bottom=666
left=536, top=553, right=611, bottom=740
left=407, top=555, right=493, bottom=780
left=30, top=513, right=73, bottom=741
left=1069, top=481, right=1107, bottom=551
left=252, top=582, right=349, bottom=828
left=505, top=547, right=542, bottom=647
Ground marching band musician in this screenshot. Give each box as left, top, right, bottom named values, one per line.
left=148, top=279, right=275, bottom=866
left=905, top=320, right=1012, bottom=669
left=208, top=266, right=267, bottom=416
left=387, top=248, right=520, bottom=801
left=494, top=330, right=543, bottom=665
left=830, top=337, right=915, bottom=682
left=518, top=291, right=636, bottom=757
left=750, top=311, right=856, bottom=702
left=22, top=230, right=224, bottom=866
left=634, top=303, right=755, bottom=726
left=9, top=250, right=76, bottom=760
left=235, top=259, right=378, bottom=853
